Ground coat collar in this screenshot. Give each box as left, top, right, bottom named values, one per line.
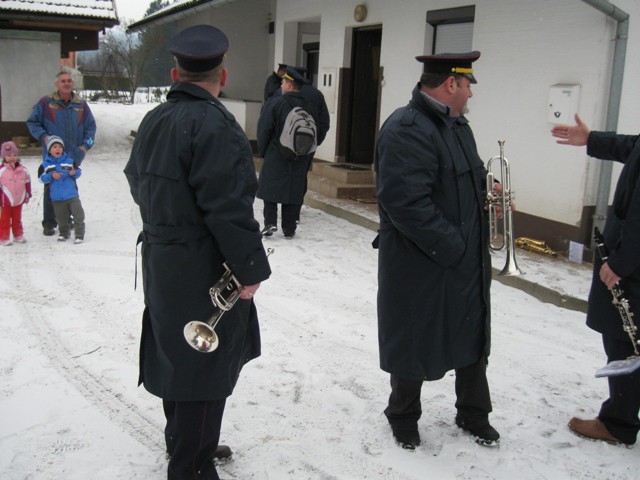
left=167, top=81, right=221, bottom=106
left=52, top=90, right=83, bottom=104
left=410, top=83, right=469, bottom=128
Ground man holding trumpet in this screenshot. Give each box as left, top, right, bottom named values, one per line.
left=124, top=25, right=271, bottom=479
left=374, top=51, right=500, bottom=449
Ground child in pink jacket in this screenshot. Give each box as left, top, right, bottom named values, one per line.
left=1, top=141, right=32, bottom=245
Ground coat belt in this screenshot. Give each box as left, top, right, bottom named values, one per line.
left=138, top=223, right=210, bottom=244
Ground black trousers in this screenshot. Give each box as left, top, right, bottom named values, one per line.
left=163, top=399, right=226, bottom=480
left=37, top=164, right=57, bottom=229
left=263, top=201, right=298, bottom=234
left=384, top=357, right=493, bottom=430
left=598, top=334, right=640, bottom=444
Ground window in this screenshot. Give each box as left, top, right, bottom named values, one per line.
left=426, top=5, right=475, bottom=54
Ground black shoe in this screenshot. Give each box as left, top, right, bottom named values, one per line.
left=166, top=444, right=233, bottom=463
left=455, top=416, right=500, bottom=447
left=261, top=225, right=277, bottom=237
left=389, top=423, right=420, bottom=451
left=212, top=444, right=233, bottom=466
left=283, top=230, right=295, bottom=239
left=213, top=444, right=233, bottom=460
left=43, top=226, right=55, bottom=236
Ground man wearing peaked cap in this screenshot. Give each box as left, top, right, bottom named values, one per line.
left=283, top=66, right=307, bottom=86
left=266, top=65, right=330, bottom=146
left=264, top=64, right=330, bottom=225
left=416, top=50, right=481, bottom=84
left=124, top=23, right=271, bottom=480
left=375, top=50, right=501, bottom=450
left=256, top=64, right=321, bottom=239
left=264, top=62, right=288, bottom=101
left=169, top=24, right=229, bottom=73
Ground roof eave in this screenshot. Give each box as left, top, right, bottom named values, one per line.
left=0, top=12, right=118, bottom=31
left=127, top=0, right=237, bottom=33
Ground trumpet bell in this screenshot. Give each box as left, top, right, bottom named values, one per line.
left=184, top=321, right=220, bottom=353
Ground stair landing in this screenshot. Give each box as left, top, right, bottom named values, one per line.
left=308, top=162, right=376, bottom=201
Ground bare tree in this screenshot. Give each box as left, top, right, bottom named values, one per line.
left=80, top=2, right=172, bottom=103
left=99, top=25, right=157, bottom=102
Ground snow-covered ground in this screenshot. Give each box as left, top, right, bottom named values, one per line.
left=0, top=103, right=636, bottom=480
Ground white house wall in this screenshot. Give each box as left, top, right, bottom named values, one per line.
left=273, top=0, right=640, bottom=229
left=0, top=30, right=60, bottom=123
left=175, top=0, right=271, bottom=102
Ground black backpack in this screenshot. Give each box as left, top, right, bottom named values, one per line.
left=278, top=96, right=317, bottom=158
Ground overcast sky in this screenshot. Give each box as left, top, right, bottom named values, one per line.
left=114, top=0, right=151, bottom=22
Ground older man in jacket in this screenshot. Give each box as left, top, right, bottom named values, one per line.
left=27, top=71, right=96, bottom=236
left=124, top=25, right=271, bottom=480
left=375, top=51, right=499, bottom=450
left=552, top=114, right=640, bottom=446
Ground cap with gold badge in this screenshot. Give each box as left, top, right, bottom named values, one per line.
left=415, top=51, right=480, bottom=84
left=283, top=66, right=308, bottom=86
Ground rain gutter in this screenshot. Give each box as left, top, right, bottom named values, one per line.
left=580, top=0, right=629, bottom=239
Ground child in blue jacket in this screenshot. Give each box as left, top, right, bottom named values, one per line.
left=39, top=136, right=85, bottom=244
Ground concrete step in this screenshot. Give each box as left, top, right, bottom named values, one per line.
left=313, top=163, right=375, bottom=184
left=253, top=156, right=377, bottom=200
left=307, top=172, right=376, bottom=200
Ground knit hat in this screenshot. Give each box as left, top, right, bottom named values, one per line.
left=46, top=135, right=65, bottom=152
left=1, top=141, right=19, bottom=159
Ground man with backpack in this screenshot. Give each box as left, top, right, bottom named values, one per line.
left=257, top=67, right=319, bottom=239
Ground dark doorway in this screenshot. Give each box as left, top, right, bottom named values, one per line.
left=303, top=42, right=319, bottom=88
left=347, top=26, right=382, bottom=165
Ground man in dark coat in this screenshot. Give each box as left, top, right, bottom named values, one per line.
left=266, top=66, right=330, bottom=224
left=552, top=114, right=640, bottom=446
left=123, top=25, right=271, bottom=480
left=263, top=63, right=287, bottom=101
left=375, top=51, right=499, bottom=450
left=268, top=66, right=330, bottom=145
left=257, top=67, right=319, bottom=239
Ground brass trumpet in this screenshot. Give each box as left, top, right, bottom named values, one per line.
left=486, top=140, right=522, bottom=276
left=183, top=247, right=274, bottom=353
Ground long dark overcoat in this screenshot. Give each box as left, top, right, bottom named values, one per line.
left=375, top=85, right=492, bottom=381
left=256, top=92, right=317, bottom=205
left=124, top=82, right=271, bottom=402
left=266, top=84, right=329, bottom=145
left=586, top=132, right=640, bottom=341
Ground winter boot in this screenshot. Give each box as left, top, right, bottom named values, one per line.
left=389, top=423, right=421, bottom=451
left=455, top=415, right=500, bottom=447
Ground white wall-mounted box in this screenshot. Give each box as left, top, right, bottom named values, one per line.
left=547, top=84, right=581, bottom=124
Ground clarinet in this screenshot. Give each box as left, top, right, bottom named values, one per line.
left=593, top=227, right=640, bottom=355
